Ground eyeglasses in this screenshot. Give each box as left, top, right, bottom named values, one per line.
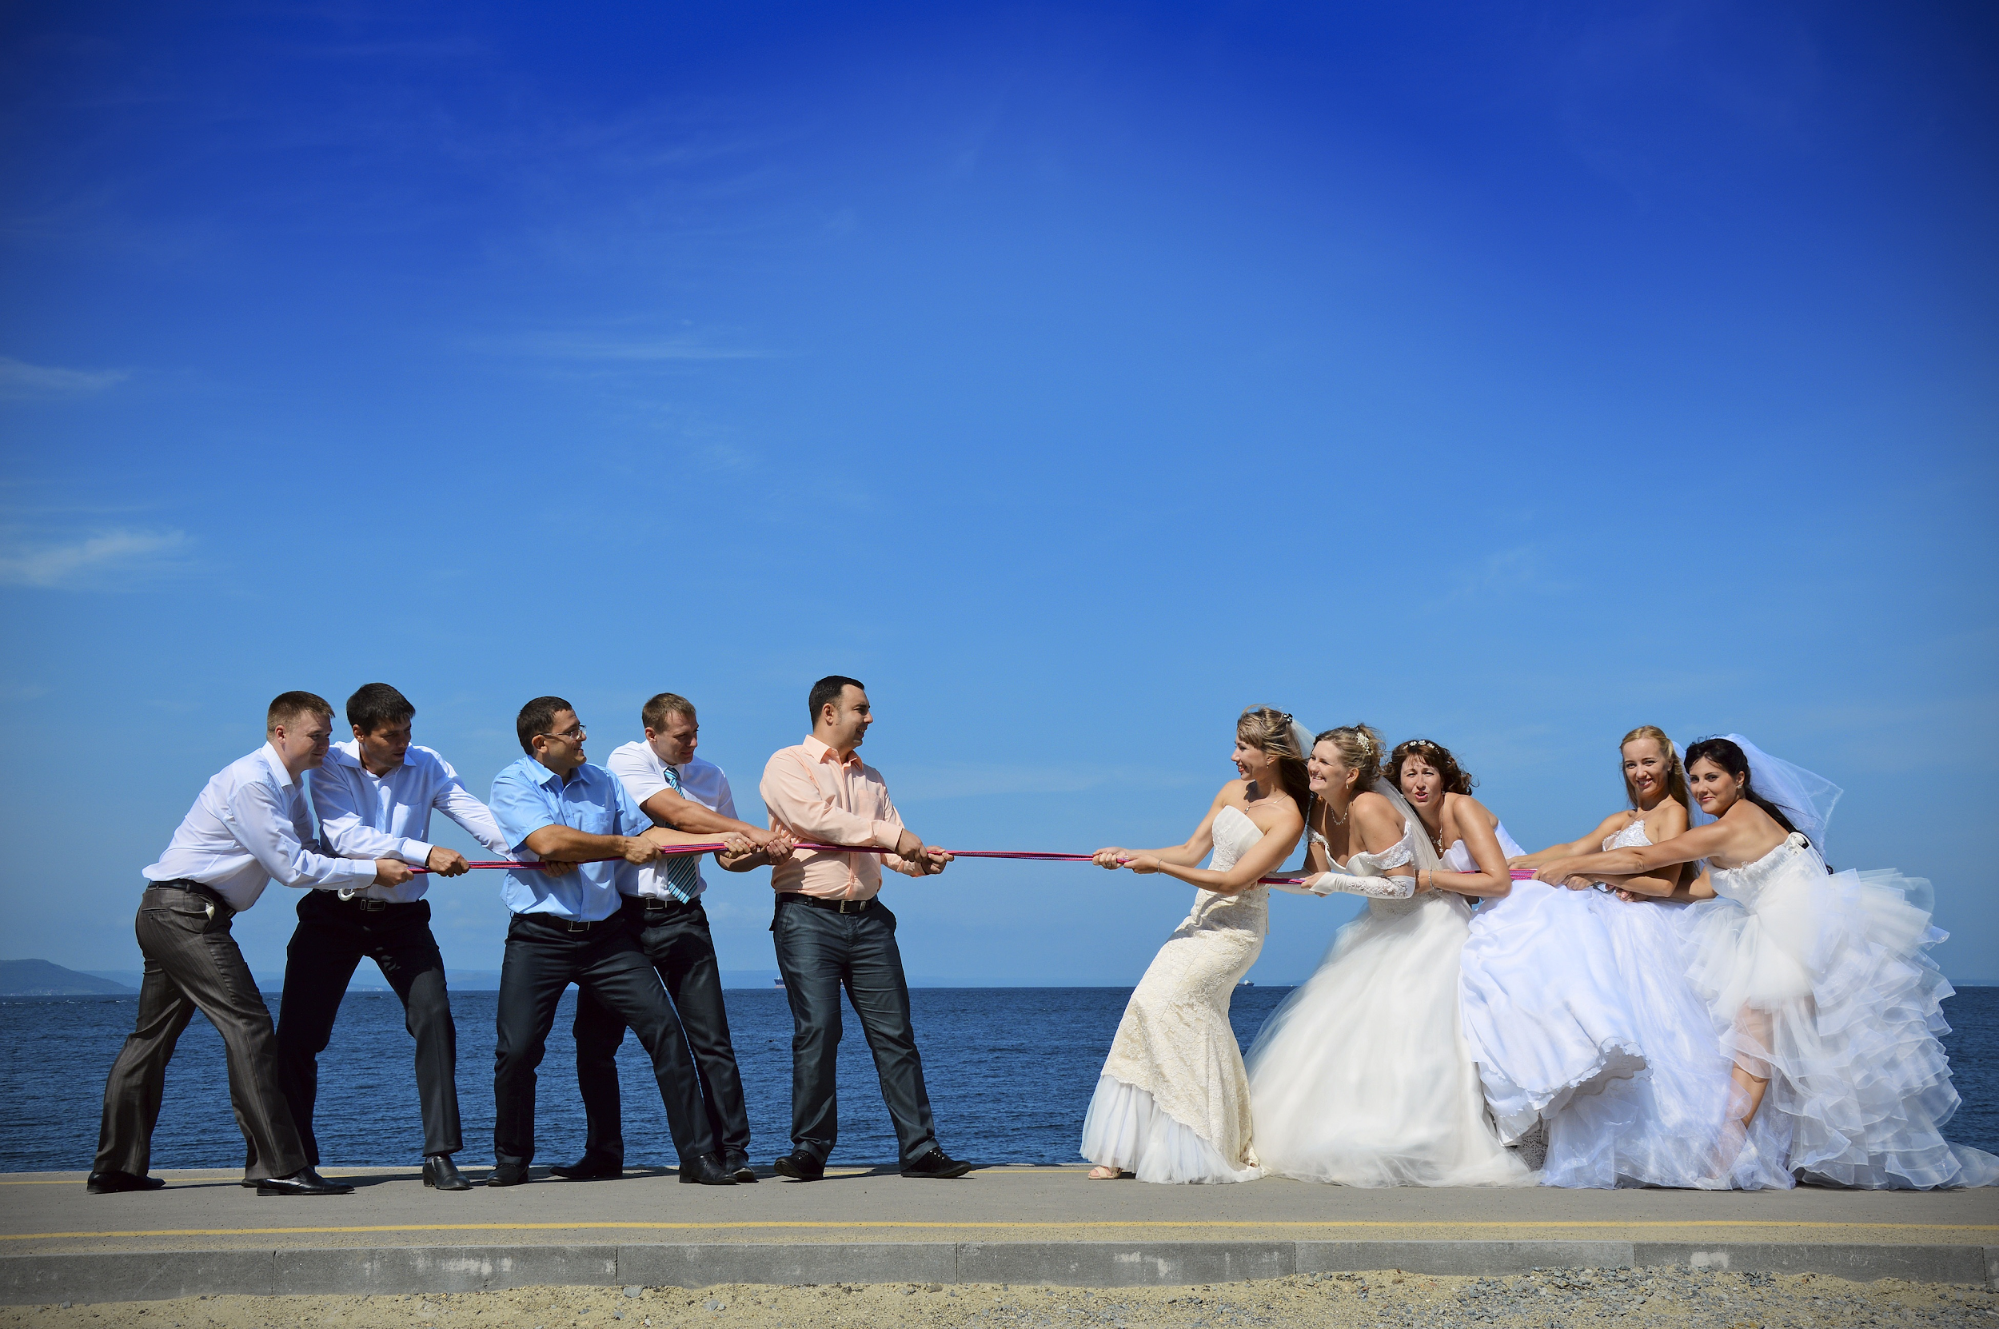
left=536, top=723, right=587, bottom=743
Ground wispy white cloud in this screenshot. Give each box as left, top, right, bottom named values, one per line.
left=0, top=528, right=190, bottom=590
left=0, top=356, right=128, bottom=397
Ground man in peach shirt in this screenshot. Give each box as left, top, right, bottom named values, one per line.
left=759, top=675, right=972, bottom=1181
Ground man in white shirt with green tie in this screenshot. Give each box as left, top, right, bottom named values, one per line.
left=560, top=692, right=787, bottom=1183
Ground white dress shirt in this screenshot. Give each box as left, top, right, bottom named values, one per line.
left=308, top=740, right=515, bottom=904
left=143, top=743, right=376, bottom=912
left=606, top=739, right=738, bottom=901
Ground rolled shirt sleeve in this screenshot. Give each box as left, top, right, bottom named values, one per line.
left=488, top=764, right=558, bottom=856
left=611, top=770, right=656, bottom=837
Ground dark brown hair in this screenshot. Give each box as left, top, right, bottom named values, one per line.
left=1386, top=738, right=1476, bottom=795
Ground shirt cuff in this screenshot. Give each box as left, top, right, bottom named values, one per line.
left=873, top=820, right=903, bottom=850
left=401, top=840, right=433, bottom=866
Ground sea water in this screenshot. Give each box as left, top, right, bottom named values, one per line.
left=3, top=986, right=1993, bottom=1172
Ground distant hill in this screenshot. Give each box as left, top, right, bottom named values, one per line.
left=0, top=959, right=138, bottom=995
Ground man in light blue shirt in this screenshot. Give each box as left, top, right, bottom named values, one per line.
left=486, top=694, right=755, bottom=1188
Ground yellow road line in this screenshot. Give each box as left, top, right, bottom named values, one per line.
left=4, top=1220, right=1993, bottom=1241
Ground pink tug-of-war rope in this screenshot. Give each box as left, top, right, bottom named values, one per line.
left=406, top=842, right=1542, bottom=887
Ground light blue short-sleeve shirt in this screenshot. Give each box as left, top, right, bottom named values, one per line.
left=489, top=757, right=654, bottom=921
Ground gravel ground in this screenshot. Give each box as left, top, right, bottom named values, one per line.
left=6, top=1267, right=1997, bottom=1329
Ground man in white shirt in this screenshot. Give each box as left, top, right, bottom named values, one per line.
left=279, top=683, right=516, bottom=1193
left=560, top=692, right=788, bottom=1183
left=91, top=692, right=411, bottom=1197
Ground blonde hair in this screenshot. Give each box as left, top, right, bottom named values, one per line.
left=1313, top=723, right=1384, bottom=797
left=1237, top=706, right=1312, bottom=815
left=1621, top=724, right=1691, bottom=810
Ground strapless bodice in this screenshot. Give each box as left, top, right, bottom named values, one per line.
left=1442, top=821, right=1528, bottom=871
left=1603, top=817, right=1651, bottom=852
left=1185, top=804, right=1269, bottom=932
left=1710, top=832, right=1822, bottom=910
left=1211, top=804, right=1263, bottom=871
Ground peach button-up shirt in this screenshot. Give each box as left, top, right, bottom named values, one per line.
left=759, top=736, right=909, bottom=901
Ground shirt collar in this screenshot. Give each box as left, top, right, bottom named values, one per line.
left=524, top=755, right=569, bottom=788
left=260, top=742, right=299, bottom=791
left=801, top=735, right=861, bottom=769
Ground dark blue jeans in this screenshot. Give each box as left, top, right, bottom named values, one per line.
left=493, top=911, right=713, bottom=1171
left=771, top=895, right=939, bottom=1166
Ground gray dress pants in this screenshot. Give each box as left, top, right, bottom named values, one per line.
left=94, top=885, right=309, bottom=1181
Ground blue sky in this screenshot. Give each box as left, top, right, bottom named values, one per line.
left=2, top=1, right=1994, bottom=987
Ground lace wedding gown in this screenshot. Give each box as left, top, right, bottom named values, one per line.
left=1079, top=804, right=1267, bottom=1183
left=1686, top=833, right=1999, bottom=1190
left=1535, top=819, right=1738, bottom=1188
left=1456, top=821, right=1645, bottom=1145
left=1244, top=805, right=1529, bottom=1187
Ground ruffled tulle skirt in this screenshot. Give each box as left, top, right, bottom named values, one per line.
left=1079, top=1075, right=1261, bottom=1183
left=1458, top=882, right=1646, bottom=1143
left=1540, top=897, right=1741, bottom=1188
left=1245, top=893, right=1531, bottom=1188
left=1686, top=847, right=1999, bottom=1190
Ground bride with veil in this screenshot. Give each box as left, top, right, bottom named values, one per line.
left=1539, top=734, right=1997, bottom=1190
left=1245, top=727, right=1528, bottom=1187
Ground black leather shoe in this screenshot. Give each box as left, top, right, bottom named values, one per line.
left=678, top=1154, right=737, bottom=1186
left=549, top=1152, right=621, bottom=1181
left=723, top=1148, right=758, bottom=1183
left=900, top=1147, right=973, bottom=1179
left=485, top=1163, right=530, bottom=1187
left=423, top=1154, right=472, bottom=1192
left=256, top=1168, right=354, bottom=1196
left=772, top=1150, right=824, bottom=1182
left=86, top=1170, right=165, bottom=1194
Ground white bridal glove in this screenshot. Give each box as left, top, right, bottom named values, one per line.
left=1274, top=871, right=1416, bottom=900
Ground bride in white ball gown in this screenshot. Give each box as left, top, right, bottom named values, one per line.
left=1079, top=706, right=1308, bottom=1184
left=1483, top=725, right=1737, bottom=1188
left=1244, top=732, right=1528, bottom=1187
left=1537, top=736, right=1998, bottom=1190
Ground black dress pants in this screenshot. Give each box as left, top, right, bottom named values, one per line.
left=94, top=886, right=309, bottom=1182
left=275, top=891, right=460, bottom=1164
left=493, top=910, right=714, bottom=1171
left=571, top=896, right=751, bottom=1164
left=771, top=894, right=939, bottom=1166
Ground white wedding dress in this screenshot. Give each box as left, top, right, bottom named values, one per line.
left=1456, top=821, right=1645, bottom=1145
left=1079, top=804, right=1267, bottom=1183
left=1535, top=820, right=1738, bottom=1188
left=1245, top=802, right=1529, bottom=1187
left=1686, top=833, right=1999, bottom=1190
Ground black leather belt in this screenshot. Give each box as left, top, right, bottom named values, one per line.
left=151, top=878, right=232, bottom=913
left=520, top=911, right=612, bottom=933
left=777, top=891, right=875, bottom=916
left=633, top=895, right=703, bottom=915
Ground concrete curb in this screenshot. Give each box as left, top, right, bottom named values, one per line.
left=4, top=1241, right=1994, bottom=1305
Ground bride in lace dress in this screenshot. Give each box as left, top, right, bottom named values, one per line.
left=1244, top=732, right=1527, bottom=1187
left=1078, top=706, right=1308, bottom=1183
left=1539, top=736, right=1998, bottom=1190
left=1470, top=725, right=1735, bottom=1187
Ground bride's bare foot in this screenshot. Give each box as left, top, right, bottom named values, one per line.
left=1087, top=1164, right=1122, bottom=1179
